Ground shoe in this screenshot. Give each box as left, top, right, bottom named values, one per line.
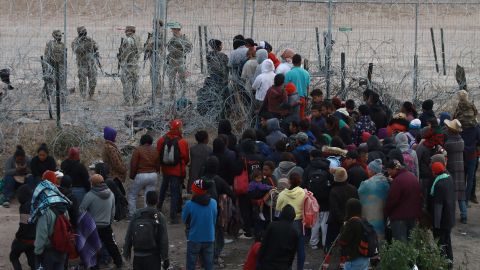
left=470, top=198, right=479, bottom=204
left=224, top=238, right=234, bottom=244
left=238, top=233, right=253, bottom=240
left=461, top=217, right=467, bottom=224
left=311, top=245, right=319, bottom=250
left=259, top=212, right=266, bottom=221
left=2, top=201, right=10, bottom=208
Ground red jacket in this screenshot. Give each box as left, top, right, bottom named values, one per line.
left=268, top=52, right=280, bottom=69
left=243, top=242, right=261, bottom=270
left=263, top=85, right=288, bottom=116
left=384, top=169, right=422, bottom=221
left=156, top=131, right=190, bottom=177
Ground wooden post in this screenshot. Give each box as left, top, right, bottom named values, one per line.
left=430, top=27, right=439, bottom=73
left=204, top=25, right=208, bottom=69
left=198, top=26, right=204, bottom=74
left=341, top=52, right=346, bottom=98
left=315, top=27, right=322, bottom=72
left=367, top=63, right=373, bottom=90
left=441, top=28, right=446, bottom=76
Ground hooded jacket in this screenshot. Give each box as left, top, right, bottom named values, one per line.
left=275, top=186, right=305, bottom=220
left=252, top=49, right=269, bottom=83
left=60, top=159, right=91, bottom=191
left=182, top=194, right=217, bottom=242
left=419, top=109, right=436, bottom=128
left=266, top=118, right=287, bottom=147
left=263, top=85, right=288, bottom=117
left=328, top=182, right=359, bottom=225
left=257, top=205, right=298, bottom=270
left=358, top=174, right=390, bottom=237
left=338, top=199, right=364, bottom=260
left=384, top=169, right=422, bottom=221
left=430, top=173, right=456, bottom=230
left=303, top=157, right=333, bottom=210
left=252, top=59, right=275, bottom=101
left=454, top=93, right=478, bottom=128
left=80, top=183, right=115, bottom=228
left=367, top=135, right=386, bottom=164
left=395, top=132, right=420, bottom=177
left=272, top=161, right=304, bottom=185
left=156, top=130, right=190, bottom=177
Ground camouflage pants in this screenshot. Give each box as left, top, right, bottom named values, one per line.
left=167, top=59, right=186, bottom=100
left=44, top=65, right=66, bottom=105
left=120, top=66, right=139, bottom=104
left=77, top=62, right=97, bottom=98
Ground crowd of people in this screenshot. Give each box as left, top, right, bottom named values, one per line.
left=2, top=35, right=480, bottom=270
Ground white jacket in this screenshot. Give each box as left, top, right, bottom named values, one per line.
left=252, top=59, right=275, bottom=101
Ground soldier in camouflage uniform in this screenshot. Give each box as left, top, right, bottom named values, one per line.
left=119, top=25, right=142, bottom=104
left=43, top=30, right=66, bottom=103
left=166, top=22, right=192, bottom=100
left=71, top=26, right=99, bottom=99
left=144, top=20, right=165, bottom=97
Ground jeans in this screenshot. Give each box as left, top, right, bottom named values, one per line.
left=186, top=241, right=214, bottom=270
left=10, top=238, right=35, bottom=270
left=97, top=226, right=123, bottom=267
left=458, top=200, right=467, bottom=220
left=344, top=257, right=370, bottom=270
left=128, top=172, right=157, bottom=216
left=433, top=228, right=453, bottom=262
left=71, top=187, right=87, bottom=205
left=391, top=219, right=416, bottom=242
left=133, top=254, right=161, bottom=270
left=158, top=175, right=182, bottom=221
left=3, top=175, right=35, bottom=201
left=37, top=248, right=67, bottom=270
left=465, top=159, right=477, bottom=201
left=293, top=220, right=305, bottom=270
left=310, top=211, right=329, bottom=247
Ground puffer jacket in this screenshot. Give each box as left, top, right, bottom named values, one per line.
left=156, top=130, right=190, bottom=177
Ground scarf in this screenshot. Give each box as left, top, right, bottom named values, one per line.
left=430, top=173, right=449, bottom=196
left=30, top=180, right=71, bottom=223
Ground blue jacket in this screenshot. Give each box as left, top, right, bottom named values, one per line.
left=182, top=195, right=217, bottom=242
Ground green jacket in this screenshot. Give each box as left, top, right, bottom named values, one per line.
left=34, top=208, right=69, bottom=255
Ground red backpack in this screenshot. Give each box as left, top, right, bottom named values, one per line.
left=50, top=208, right=77, bottom=257
left=302, top=189, right=319, bottom=229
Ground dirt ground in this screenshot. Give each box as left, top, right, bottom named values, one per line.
left=1, top=181, right=479, bottom=270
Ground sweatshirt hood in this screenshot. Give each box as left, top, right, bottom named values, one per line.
left=91, top=183, right=112, bottom=200
left=367, top=135, right=381, bottom=152
left=281, top=186, right=304, bottom=200
left=256, top=49, right=268, bottom=64
left=395, top=132, right=410, bottom=152
left=310, top=157, right=331, bottom=171
left=278, top=161, right=296, bottom=172
left=345, top=198, right=362, bottom=219
left=279, top=204, right=296, bottom=222
left=192, top=194, right=211, bottom=206
left=261, top=59, right=274, bottom=73
left=267, top=118, right=281, bottom=132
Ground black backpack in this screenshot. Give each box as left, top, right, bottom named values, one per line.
left=159, top=136, right=181, bottom=166
left=132, top=211, right=160, bottom=252
left=308, top=168, right=332, bottom=205
left=353, top=217, right=379, bottom=257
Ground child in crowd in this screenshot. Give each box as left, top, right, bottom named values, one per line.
left=262, top=161, right=277, bottom=186
left=310, top=89, right=324, bottom=107
left=248, top=169, right=273, bottom=221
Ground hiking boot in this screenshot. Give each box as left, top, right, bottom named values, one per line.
left=2, top=201, right=10, bottom=208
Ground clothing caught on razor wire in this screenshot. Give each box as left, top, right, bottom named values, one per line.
left=119, top=26, right=143, bottom=105
left=71, top=27, right=99, bottom=99
left=166, top=27, right=192, bottom=101
left=43, top=30, right=66, bottom=105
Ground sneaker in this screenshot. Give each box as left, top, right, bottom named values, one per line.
left=2, top=201, right=10, bottom=208
left=460, top=217, right=467, bottom=224
left=224, top=238, right=234, bottom=244
left=259, top=212, right=266, bottom=221
left=238, top=233, right=253, bottom=240
left=310, top=245, right=319, bottom=250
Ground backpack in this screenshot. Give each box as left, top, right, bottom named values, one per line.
left=302, top=189, right=319, bottom=229
left=402, top=151, right=416, bottom=176
left=160, top=136, right=181, bottom=166
left=351, top=217, right=379, bottom=257
left=308, top=168, right=331, bottom=206
left=50, top=208, right=77, bottom=256
left=132, top=211, right=160, bottom=252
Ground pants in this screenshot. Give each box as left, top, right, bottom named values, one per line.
left=293, top=220, right=305, bottom=270
left=167, top=59, right=187, bottom=100
left=186, top=241, right=214, bottom=270
left=465, top=158, right=477, bottom=202
left=44, top=65, right=67, bottom=106
left=299, top=97, right=307, bottom=120
left=458, top=200, right=467, bottom=220
left=214, top=224, right=225, bottom=260
left=325, top=222, right=341, bottom=252
left=10, top=239, right=35, bottom=270
left=391, top=219, right=416, bottom=242
left=128, top=172, right=158, bottom=216
left=158, top=175, right=182, bottom=221
left=71, top=187, right=87, bottom=205
left=344, top=257, right=370, bottom=270
left=433, top=228, right=453, bottom=262
left=3, top=175, right=35, bottom=201
left=238, top=195, right=253, bottom=235
left=77, top=62, right=97, bottom=97
left=133, top=254, right=162, bottom=270
left=37, top=248, right=67, bottom=270
left=97, top=226, right=123, bottom=267
left=310, top=211, right=329, bottom=247
left=120, top=66, right=139, bottom=104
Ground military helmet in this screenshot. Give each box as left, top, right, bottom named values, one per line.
left=77, top=26, right=87, bottom=34
left=125, top=25, right=136, bottom=33
left=52, top=30, right=63, bottom=39
left=169, top=21, right=182, bottom=29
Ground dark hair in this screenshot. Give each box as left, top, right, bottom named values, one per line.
left=310, top=89, right=323, bottom=97
left=427, top=117, right=439, bottom=128
left=14, top=145, right=26, bottom=157
left=195, top=130, right=209, bottom=143
left=263, top=161, right=275, bottom=171
left=370, top=92, right=380, bottom=104
left=289, top=120, right=299, bottom=129
left=331, top=136, right=346, bottom=149
left=345, top=99, right=355, bottom=110
left=326, top=115, right=340, bottom=136
left=422, top=99, right=434, bottom=111
left=311, top=104, right=322, bottom=112
left=259, top=111, right=273, bottom=120
left=402, top=101, right=418, bottom=118
left=358, top=104, right=370, bottom=116
left=274, top=73, right=285, bottom=86
left=37, top=143, right=49, bottom=154
left=363, top=89, right=374, bottom=100
left=251, top=169, right=262, bottom=180
left=241, top=128, right=257, bottom=141
left=205, top=156, right=220, bottom=175
left=281, top=152, right=296, bottom=162
left=140, top=134, right=153, bottom=145
left=60, top=175, right=73, bottom=188
left=299, top=119, right=310, bottom=131
left=274, top=139, right=286, bottom=152
left=146, top=190, right=158, bottom=206
left=289, top=172, right=302, bottom=187
left=292, top=54, right=302, bottom=66
left=310, top=149, right=323, bottom=158
left=320, top=100, right=334, bottom=110
left=212, top=138, right=226, bottom=154
left=94, top=162, right=110, bottom=179
left=233, top=34, right=244, bottom=42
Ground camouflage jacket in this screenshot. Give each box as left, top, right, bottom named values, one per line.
left=167, top=34, right=192, bottom=60
left=44, top=40, right=65, bottom=66
left=454, top=100, right=478, bottom=128
left=71, top=36, right=98, bottom=63
left=119, top=34, right=142, bottom=66
left=144, top=31, right=165, bottom=60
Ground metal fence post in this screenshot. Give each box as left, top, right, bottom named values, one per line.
left=413, top=1, right=418, bottom=102
left=250, top=0, right=256, bottom=38
left=243, top=0, right=247, bottom=37
left=325, top=0, right=333, bottom=99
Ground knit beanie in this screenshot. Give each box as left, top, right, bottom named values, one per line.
left=277, top=178, right=290, bottom=191
left=285, top=82, right=297, bottom=94
left=430, top=153, right=446, bottom=166
left=422, top=99, right=434, bottom=111
left=362, top=132, right=372, bottom=143
left=368, top=159, right=383, bottom=174
left=409, top=119, right=421, bottom=129
left=431, top=162, right=446, bottom=176
left=192, top=179, right=208, bottom=195
left=296, top=132, right=308, bottom=144
left=377, top=128, right=388, bottom=140
left=68, top=147, right=80, bottom=161
left=42, top=170, right=58, bottom=186
left=334, top=167, right=348, bottom=182
left=90, top=174, right=104, bottom=186
left=439, top=112, right=451, bottom=126
left=104, top=126, right=117, bottom=142
left=170, top=119, right=183, bottom=130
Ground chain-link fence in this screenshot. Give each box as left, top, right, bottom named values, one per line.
left=0, top=0, right=479, bottom=139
